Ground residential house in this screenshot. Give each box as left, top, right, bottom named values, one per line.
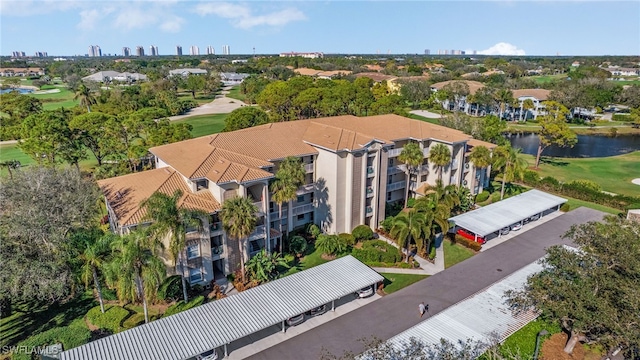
left=82, top=71, right=147, bottom=83
left=168, top=68, right=208, bottom=77
left=511, top=89, right=551, bottom=120
left=219, top=72, right=250, bottom=86
left=279, top=52, right=324, bottom=59
left=604, top=67, right=640, bottom=77
left=430, top=80, right=485, bottom=113
left=97, top=114, right=495, bottom=286
left=293, top=68, right=353, bottom=79
left=0, top=67, right=45, bottom=77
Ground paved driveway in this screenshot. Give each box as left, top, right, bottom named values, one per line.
left=245, top=207, right=605, bottom=360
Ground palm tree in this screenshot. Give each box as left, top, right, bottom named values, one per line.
left=520, top=99, right=535, bottom=122
left=315, top=234, right=344, bottom=256
left=244, top=249, right=289, bottom=283
left=80, top=233, right=115, bottom=314
left=74, top=84, right=97, bottom=113
left=270, top=156, right=306, bottom=253
left=495, top=89, right=514, bottom=119
left=468, top=145, right=492, bottom=189
left=141, top=189, right=207, bottom=303
left=413, top=193, right=451, bottom=256
left=397, top=142, right=423, bottom=208
left=219, top=197, right=258, bottom=283
left=493, top=144, right=529, bottom=200
left=390, top=209, right=427, bottom=262
left=428, top=143, right=452, bottom=182
left=106, top=230, right=165, bottom=324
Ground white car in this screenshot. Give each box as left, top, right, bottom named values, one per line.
left=511, top=223, right=523, bottom=231
left=499, top=227, right=510, bottom=236
left=356, top=286, right=374, bottom=298
left=197, top=349, right=218, bottom=360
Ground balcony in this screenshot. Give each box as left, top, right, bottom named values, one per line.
left=450, top=159, right=459, bottom=171
left=464, top=162, right=471, bottom=172
left=304, top=163, right=314, bottom=173
left=420, top=164, right=430, bottom=173
left=253, top=200, right=263, bottom=211
left=366, top=186, right=374, bottom=198
left=296, top=183, right=315, bottom=195
left=387, top=165, right=404, bottom=175
left=422, top=148, right=430, bottom=156
left=366, top=206, right=373, bottom=214
left=209, top=222, right=222, bottom=233
left=249, top=225, right=266, bottom=240
left=388, top=147, right=403, bottom=157
left=211, top=245, right=224, bottom=259
left=185, top=231, right=203, bottom=241
left=269, top=208, right=288, bottom=220
left=292, top=203, right=314, bottom=216
left=387, top=180, right=406, bottom=192
left=367, top=166, right=375, bottom=178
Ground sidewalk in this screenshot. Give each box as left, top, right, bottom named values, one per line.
left=375, top=233, right=445, bottom=275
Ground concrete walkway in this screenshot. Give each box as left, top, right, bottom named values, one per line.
left=375, top=233, right=445, bottom=275
left=409, top=109, right=442, bottom=119
left=169, top=86, right=245, bottom=121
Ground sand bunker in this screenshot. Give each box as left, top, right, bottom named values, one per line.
left=632, top=178, right=640, bottom=185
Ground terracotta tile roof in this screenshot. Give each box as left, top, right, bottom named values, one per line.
left=394, top=76, right=431, bottom=83
left=354, top=72, right=398, bottom=82
left=364, top=64, right=383, bottom=72
left=512, top=89, right=551, bottom=101
left=97, top=168, right=220, bottom=227
left=294, top=68, right=322, bottom=76
left=430, top=80, right=485, bottom=95
left=467, top=138, right=498, bottom=149
left=317, top=70, right=352, bottom=77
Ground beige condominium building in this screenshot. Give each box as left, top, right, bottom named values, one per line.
left=98, top=114, right=495, bottom=286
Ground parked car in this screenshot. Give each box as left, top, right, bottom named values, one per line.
left=287, top=313, right=305, bottom=327
left=510, top=223, right=523, bottom=231
left=197, top=349, right=218, bottom=360
left=499, top=227, right=510, bottom=236
left=529, top=214, right=541, bottom=221
left=308, top=304, right=327, bottom=317
left=456, top=228, right=486, bottom=244
left=356, top=286, right=374, bottom=298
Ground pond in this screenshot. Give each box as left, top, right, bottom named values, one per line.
left=0, top=88, right=34, bottom=94
left=507, top=133, right=640, bottom=158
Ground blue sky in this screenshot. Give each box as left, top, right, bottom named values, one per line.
left=1, top=1, right=639, bottom=57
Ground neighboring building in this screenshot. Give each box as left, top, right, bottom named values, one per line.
left=190, top=45, right=200, bottom=56
left=34, top=51, right=48, bottom=58
left=122, top=47, right=131, bottom=57
left=136, top=46, right=145, bottom=57
left=88, top=45, right=101, bottom=57
left=604, top=67, right=640, bottom=76
left=82, top=71, right=147, bottom=83
left=150, top=45, right=159, bottom=56
left=176, top=45, right=183, bottom=56
left=279, top=52, right=324, bottom=59
left=11, top=51, right=26, bottom=58
left=571, top=61, right=580, bottom=67
left=219, top=72, right=250, bottom=85
left=511, top=89, right=551, bottom=120
left=627, top=209, right=640, bottom=222
left=354, top=72, right=398, bottom=83
left=0, top=67, right=45, bottom=77
left=206, top=46, right=215, bottom=55
left=424, top=49, right=430, bottom=55
left=97, top=114, right=495, bottom=286
left=222, top=45, right=230, bottom=55
left=293, top=68, right=352, bottom=79
left=430, top=80, right=485, bottom=113
left=168, top=68, right=208, bottom=77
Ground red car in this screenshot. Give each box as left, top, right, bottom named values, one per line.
left=457, top=228, right=485, bottom=244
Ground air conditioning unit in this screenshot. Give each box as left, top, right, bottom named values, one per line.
left=463, top=180, right=468, bottom=185
left=465, top=163, right=470, bottom=169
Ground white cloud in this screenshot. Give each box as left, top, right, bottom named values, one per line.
left=194, top=2, right=306, bottom=29
left=0, top=0, right=82, bottom=16
left=160, top=16, right=185, bottom=33
left=113, top=6, right=158, bottom=31
left=478, top=42, right=526, bottom=56
left=77, top=9, right=100, bottom=30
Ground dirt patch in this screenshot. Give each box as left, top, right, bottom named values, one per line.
left=321, top=254, right=336, bottom=261
left=540, top=333, right=601, bottom=360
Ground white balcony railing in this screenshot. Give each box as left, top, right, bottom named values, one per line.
left=366, top=186, right=374, bottom=198
left=304, top=163, right=314, bottom=173
left=388, top=147, right=403, bottom=157
left=420, top=164, right=430, bottom=173
left=296, top=183, right=315, bottom=195
left=422, top=148, right=430, bottom=156
left=367, top=166, right=375, bottom=177
left=387, top=180, right=406, bottom=192
left=387, top=165, right=404, bottom=175
left=269, top=209, right=288, bottom=220
left=292, top=203, right=314, bottom=216
left=253, top=201, right=263, bottom=213
left=249, top=225, right=266, bottom=240
left=450, top=159, right=459, bottom=171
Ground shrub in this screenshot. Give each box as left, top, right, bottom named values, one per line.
left=86, top=305, right=130, bottom=334
left=122, top=313, right=146, bottom=329
left=490, top=192, right=501, bottom=203
left=565, top=179, right=602, bottom=193
left=475, top=191, right=490, bottom=203
left=101, top=287, right=118, bottom=301
left=352, top=225, right=374, bottom=242
left=538, top=176, right=561, bottom=192
left=14, top=325, right=91, bottom=360
left=522, top=170, right=540, bottom=185
left=338, top=233, right=356, bottom=247
left=380, top=217, right=395, bottom=233
left=429, top=246, right=436, bottom=260
left=288, top=235, right=307, bottom=256
left=612, top=113, right=631, bottom=122
left=164, top=295, right=205, bottom=317
left=316, top=234, right=345, bottom=255
left=352, top=240, right=402, bottom=264
left=560, top=203, right=571, bottom=212
left=407, top=198, right=416, bottom=208
left=307, top=223, right=321, bottom=239
left=453, top=235, right=482, bottom=252
left=157, top=275, right=183, bottom=302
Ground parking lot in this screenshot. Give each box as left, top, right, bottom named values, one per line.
left=479, top=209, right=564, bottom=252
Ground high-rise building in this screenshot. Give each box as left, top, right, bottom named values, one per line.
left=221, top=45, right=230, bottom=55
left=11, top=51, right=26, bottom=58
left=34, top=51, right=48, bottom=58
left=136, top=46, right=145, bottom=57
left=122, top=47, right=131, bottom=57
left=150, top=45, right=159, bottom=56
left=176, top=45, right=183, bottom=56
left=424, top=49, right=430, bottom=55
left=189, top=45, right=199, bottom=56
left=206, top=46, right=215, bottom=55
left=88, top=45, right=101, bottom=57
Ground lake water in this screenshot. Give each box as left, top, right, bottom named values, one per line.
left=507, top=133, right=640, bottom=158
left=0, top=88, right=34, bottom=94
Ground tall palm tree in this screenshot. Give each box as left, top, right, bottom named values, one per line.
left=390, top=209, right=427, bottom=262
left=219, top=197, right=258, bottom=283
left=495, top=89, right=514, bottom=119
left=80, top=233, right=115, bottom=314
left=520, top=99, right=535, bottom=122
left=468, top=145, right=492, bottom=189
left=414, top=191, right=452, bottom=255
left=428, top=143, right=452, bottom=183
left=397, top=142, right=423, bottom=208
left=141, top=189, right=207, bottom=303
left=106, top=230, right=165, bottom=323
left=270, top=156, right=305, bottom=253
left=493, top=144, right=529, bottom=200
left=74, top=84, right=97, bottom=113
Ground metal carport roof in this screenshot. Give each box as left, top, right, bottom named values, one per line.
left=60, top=255, right=383, bottom=360
left=448, top=189, right=567, bottom=237
left=370, top=259, right=545, bottom=358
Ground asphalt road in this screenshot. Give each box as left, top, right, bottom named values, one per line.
left=246, top=207, right=606, bottom=360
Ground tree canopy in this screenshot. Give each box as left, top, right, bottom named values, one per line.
left=223, top=106, right=270, bottom=132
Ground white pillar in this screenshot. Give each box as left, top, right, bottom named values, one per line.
left=282, top=320, right=286, bottom=332
left=332, top=300, right=335, bottom=312
left=224, top=344, right=228, bottom=358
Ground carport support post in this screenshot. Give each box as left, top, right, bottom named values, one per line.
left=332, top=300, right=335, bottom=312
left=224, top=344, right=228, bottom=358
left=282, top=320, right=286, bottom=333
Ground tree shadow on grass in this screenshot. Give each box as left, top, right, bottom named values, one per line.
left=540, top=157, right=569, bottom=167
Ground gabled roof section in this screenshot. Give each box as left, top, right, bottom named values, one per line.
left=430, top=80, right=485, bottom=95
left=512, top=89, right=551, bottom=101
left=97, top=168, right=220, bottom=227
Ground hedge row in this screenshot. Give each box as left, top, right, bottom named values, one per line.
left=13, top=325, right=91, bottom=360
left=453, top=235, right=483, bottom=252
left=352, top=225, right=374, bottom=241
left=352, top=240, right=402, bottom=264
left=164, top=295, right=205, bottom=317
left=86, top=305, right=131, bottom=334
left=122, top=313, right=146, bottom=330
left=521, top=171, right=640, bottom=211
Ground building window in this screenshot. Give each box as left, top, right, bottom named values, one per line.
left=189, top=268, right=202, bottom=283
left=421, top=175, right=428, bottom=182
left=195, top=179, right=208, bottom=191
left=388, top=159, right=394, bottom=167
left=388, top=175, right=393, bottom=183
left=297, top=195, right=304, bottom=203
left=249, top=239, right=263, bottom=253
left=387, top=192, right=392, bottom=201
left=186, top=244, right=200, bottom=259
left=310, top=192, right=314, bottom=202
left=309, top=212, right=314, bottom=222
left=297, top=214, right=305, bottom=221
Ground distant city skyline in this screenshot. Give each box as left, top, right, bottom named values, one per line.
left=1, top=1, right=639, bottom=56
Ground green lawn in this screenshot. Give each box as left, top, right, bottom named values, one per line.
left=564, top=197, right=621, bottom=215
left=174, top=114, right=228, bottom=137
left=0, top=292, right=97, bottom=349
left=529, top=74, right=567, bottom=84
left=407, top=113, right=440, bottom=125
left=443, top=241, right=476, bottom=268
left=225, top=86, right=247, bottom=103
left=29, top=86, right=79, bottom=111
left=380, top=273, right=428, bottom=294
left=177, top=92, right=217, bottom=105
left=0, top=143, right=35, bottom=166
left=284, top=244, right=334, bottom=276
left=493, top=318, right=561, bottom=359
left=520, top=152, right=640, bottom=197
